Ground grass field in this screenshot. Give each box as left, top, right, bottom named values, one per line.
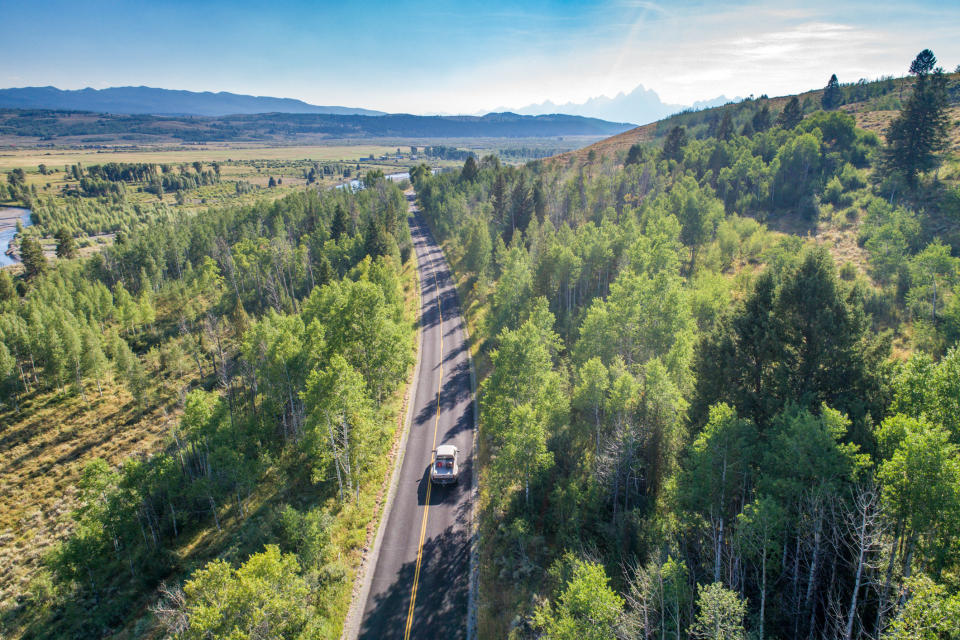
left=0, top=373, right=186, bottom=615
left=0, top=144, right=407, bottom=173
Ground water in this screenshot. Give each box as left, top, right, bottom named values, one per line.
left=0, top=207, right=32, bottom=267
left=335, top=169, right=438, bottom=191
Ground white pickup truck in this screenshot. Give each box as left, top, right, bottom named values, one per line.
left=430, top=445, right=459, bottom=485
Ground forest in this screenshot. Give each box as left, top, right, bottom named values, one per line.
left=1, top=175, right=418, bottom=637
left=1, top=48, right=958, bottom=640
left=411, top=51, right=960, bottom=639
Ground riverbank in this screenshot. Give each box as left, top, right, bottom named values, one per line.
left=0, top=206, right=31, bottom=267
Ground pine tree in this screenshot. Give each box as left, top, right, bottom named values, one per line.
left=330, top=204, right=348, bottom=241
left=716, top=112, right=735, bottom=141
left=625, top=143, right=644, bottom=166
left=662, top=126, right=688, bottom=162
left=20, top=235, right=47, bottom=280
left=883, top=50, right=950, bottom=186
left=777, top=97, right=803, bottom=129
left=751, top=104, right=772, bottom=132
left=492, top=171, right=508, bottom=227
left=822, top=73, right=842, bottom=110
left=461, top=155, right=479, bottom=182
left=54, top=228, right=77, bottom=259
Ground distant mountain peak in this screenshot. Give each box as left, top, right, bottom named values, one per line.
left=505, top=84, right=731, bottom=127
left=0, top=85, right=386, bottom=117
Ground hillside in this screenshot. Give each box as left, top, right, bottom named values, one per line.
left=410, top=56, right=960, bottom=638
left=0, top=86, right=386, bottom=117
left=551, top=72, right=960, bottom=165
left=0, top=109, right=634, bottom=145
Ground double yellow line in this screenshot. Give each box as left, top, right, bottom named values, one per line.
left=404, top=271, right=443, bottom=640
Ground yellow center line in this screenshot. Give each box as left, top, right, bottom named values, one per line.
left=404, top=269, right=443, bottom=640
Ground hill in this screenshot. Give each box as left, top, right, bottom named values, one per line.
left=0, top=86, right=386, bottom=117
left=0, top=109, right=634, bottom=144
left=550, top=72, right=960, bottom=165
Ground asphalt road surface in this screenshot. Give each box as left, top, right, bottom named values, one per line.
left=358, top=196, right=474, bottom=639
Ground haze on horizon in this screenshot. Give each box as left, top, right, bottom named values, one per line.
left=2, top=0, right=957, bottom=116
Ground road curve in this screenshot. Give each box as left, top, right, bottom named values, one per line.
left=357, top=194, right=475, bottom=639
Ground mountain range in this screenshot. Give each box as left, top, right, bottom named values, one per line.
left=503, top=84, right=733, bottom=126
left=0, top=86, right=386, bottom=117
left=0, top=109, right=635, bottom=143
left=0, top=85, right=732, bottom=126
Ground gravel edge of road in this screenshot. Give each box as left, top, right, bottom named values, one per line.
left=341, top=220, right=423, bottom=640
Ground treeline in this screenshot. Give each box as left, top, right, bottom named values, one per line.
left=28, top=195, right=172, bottom=236
left=411, top=50, right=960, bottom=639
left=61, top=161, right=221, bottom=199
left=1, top=176, right=416, bottom=638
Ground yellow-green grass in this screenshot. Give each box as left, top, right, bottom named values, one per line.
left=0, top=145, right=408, bottom=173
left=0, top=373, right=186, bottom=617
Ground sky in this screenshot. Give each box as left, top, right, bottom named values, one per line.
left=2, top=0, right=958, bottom=115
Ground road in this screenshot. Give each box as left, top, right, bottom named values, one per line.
left=357, top=194, right=475, bottom=639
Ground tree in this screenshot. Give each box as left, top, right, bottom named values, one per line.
left=362, top=215, right=392, bottom=260
left=7, top=168, right=25, bottom=187
left=716, top=112, right=735, bottom=141
left=882, top=575, right=960, bottom=640
left=693, top=246, right=888, bottom=432
left=878, top=417, right=960, bottom=580
left=736, top=496, right=783, bottom=640
left=822, top=74, right=842, bottom=110
left=492, top=171, right=508, bottom=227
left=494, top=403, right=554, bottom=508
left=690, top=582, right=747, bottom=640
left=176, top=546, right=317, bottom=640
left=662, top=126, right=688, bottom=162
left=462, top=213, right=492, bottom=277
left=673, top=176, right=723, bottom=269
left=625, top=143, right=644, bottom=166
left=680, top=404, right=758, bottom=582
left=0, top=342, right=18, bottom=410
left=461, top=155, right=479, bottom=182
left=777, top=96, right=803, bottom=129
left=883, top=50, right=950, bottom=185
left=533, top=559, right=624, bottom=640
left=330, top=203, right=348, bottom=241
left=54, top=228, right=77, bottom=259
left=0, top=269, right=15, bottom=301
left=20, top=235, right=47, bottom=280
left=302, top=354, right=375, bottom=503
left=909, top=49, right=937, bottom=77
left=751, top=105, right=772, bottom=133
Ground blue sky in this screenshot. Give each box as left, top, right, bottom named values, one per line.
left=2, top=0, right=958, bottom=114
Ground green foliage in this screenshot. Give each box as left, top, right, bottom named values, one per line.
left=533, top=559, right=623, bottom=640
left=777, top=96, right=803, bottom=129
left=662, top=125, right=688, bottom=162
left=822, top=73, right=843, bottom=110
left=690, top=582, right=747, bottom=640
left=693, top=247, right=889, bottom=433
left=178, top=546, right=320, bottom=640
left=3, top=179, right=416, bottom=638
left=883, top=51, right=951, bottom=185
left=19, top=234, right=47, bottom=280
left=883, top=575, right=960, bottom=640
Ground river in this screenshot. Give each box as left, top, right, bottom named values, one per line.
left=0, top=207, right=32, bottom=267
left=336, top=169, right=441, bottom=191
